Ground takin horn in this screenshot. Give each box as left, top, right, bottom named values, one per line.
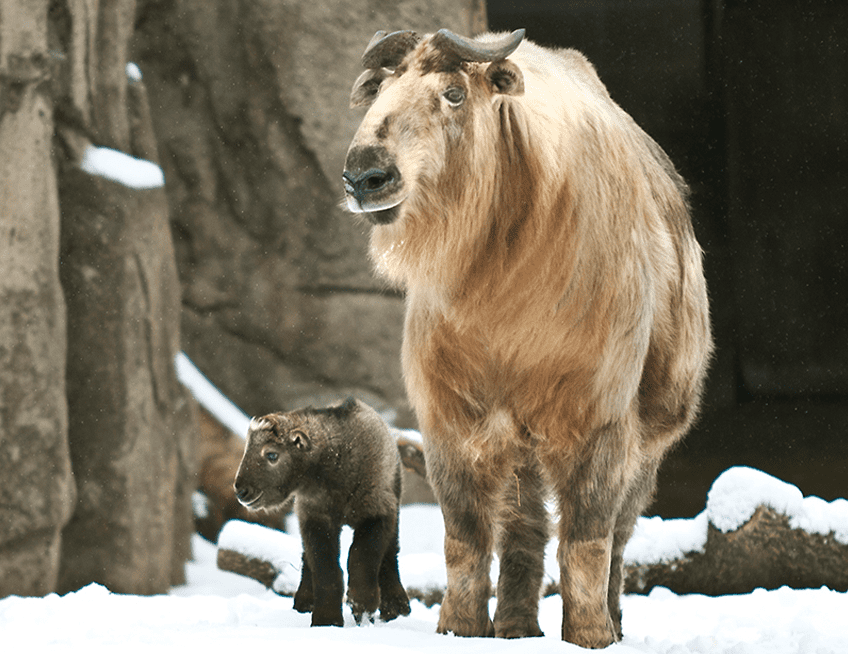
left=361, top=30, right=421, bottom=69
left=430, top=28, right=525, bottom=63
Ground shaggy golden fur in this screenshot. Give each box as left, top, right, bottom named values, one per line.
left=345, top=31, right=712, bottom=648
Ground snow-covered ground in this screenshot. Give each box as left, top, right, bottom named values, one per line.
left=2, top=499, right=847, bottom=653
left=5, top=354, right=845, bottom=652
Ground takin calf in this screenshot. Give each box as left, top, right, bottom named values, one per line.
left=233, top=398, right=411, bottom=626
left=343, top=29, right=712, bottom=648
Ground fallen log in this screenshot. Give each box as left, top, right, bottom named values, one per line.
left=215, top=467, right=848, bottom=599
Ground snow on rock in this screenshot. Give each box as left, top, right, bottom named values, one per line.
left=175, top=351, right=251, bottom=438
left=706, top=466, right=848, bottom=543
left=624, top=512, right=709, bottom=566
left=625, top=465, right=848, bottom=567
left=706, top=466, right=804, bottom=533
left=80, top=145, right=165, bottom=189
left=126, top=62, right=142, bottom=81
left=218, top=521, right=302, bottom=595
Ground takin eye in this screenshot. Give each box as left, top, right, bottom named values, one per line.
left=443, top=86, right=466, bottom=107
left=265, top=451, right=279, bottom=463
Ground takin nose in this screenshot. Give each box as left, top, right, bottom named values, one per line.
left=233, top=479, right=256, bottom=506
left=342, top=145, right=402, bottom=213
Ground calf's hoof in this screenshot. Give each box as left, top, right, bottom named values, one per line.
left=379, top=587, right=411, bottom=622
left=311, top=608, right=344, bottom=627
left=293, top=591, right=313, bottom=613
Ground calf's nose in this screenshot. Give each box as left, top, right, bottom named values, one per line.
left=233, top=480, right=252, bottom=503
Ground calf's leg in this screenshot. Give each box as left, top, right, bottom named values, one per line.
left=377, top=519, right=411, bottom=621
left=347, top=515, right=391, bottom=622
left=607, top=458, right=659, bottom=638
left=293, top=554, right=314, bottom=613
left=299, top=517, right=344, bottom=627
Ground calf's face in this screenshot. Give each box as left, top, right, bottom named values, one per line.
left=233, top=415, right=311, bottom=511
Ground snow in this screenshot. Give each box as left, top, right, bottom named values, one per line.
left=126, top=62, right=142, bottom=82
left=5, top=361, right=844, bottom=652
left=706, top=466, right=848, bottom=544
left=2, top=510, right=847, bottom=654
left=80, top=145, right=165, bottom=189
left=175, top=351, right=251, bottom=439
left=625, top=466, right=848, bottom=566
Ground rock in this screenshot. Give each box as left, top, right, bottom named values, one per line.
left=217, top=548, right=281, bottom=590
left=133, top=0, right=487, bottom=422
left=624, top=505, right=848, bottom=596
left=0, top=0, right=76, bottom=596
left=56, top=155, right=196, bottom=594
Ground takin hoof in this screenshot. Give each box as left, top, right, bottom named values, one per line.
left=494, top=620, right=544, bottom=639
left=564, top=623, right=618, bottom=649
left=437, top=603, right=494, bottom=638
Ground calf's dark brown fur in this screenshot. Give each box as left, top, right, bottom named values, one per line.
left=234, top=398, right=410, bottom=626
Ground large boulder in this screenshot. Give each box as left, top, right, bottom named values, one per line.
left=56, top=145, right=197, bottom=594
left=133, top=0, right=488, bottom=423
left=0, top=0, right=76, bottom=596
left=49, top=0, right=198, bottom=594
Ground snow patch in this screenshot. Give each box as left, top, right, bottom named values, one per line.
left=626, top=465, right=848, bottom=566
left=80, top=145, right=165, bottom=189
left=218, top=520, right=302, bottom=595
left=707, top=466, right=848, bottom=543
left=175, top=351, right=251, bottom=438
left=126, top=62, right=142, bottom=82
left=624, top=512, right=709, bottom=566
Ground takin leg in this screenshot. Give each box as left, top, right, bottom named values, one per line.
left=607, top=458, right=660, bottom=638
left=427, top=444, right=498, bottom=638
left=545, top=421, right=640, bottom=649
left=492, top=453, right=548, bottom=638
left=377, top=516, right=411, bottom=621
left=299, top=517, right=344, bottom=627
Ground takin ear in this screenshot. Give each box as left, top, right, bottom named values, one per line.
left=350, top=68, right=390, bottom=108
left=486, top=59, right=524, bottom=96
left=289, top=429, right=311, bottom=451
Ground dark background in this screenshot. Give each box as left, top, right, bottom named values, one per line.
left=488, top=0, right=848, bottom=517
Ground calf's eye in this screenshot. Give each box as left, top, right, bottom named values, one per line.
left=265, top=451, right=279, bottom=463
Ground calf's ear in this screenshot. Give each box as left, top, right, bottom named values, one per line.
left=486, top=59, right=524, bottom=96
left=290, top=429, right=311, bottom=451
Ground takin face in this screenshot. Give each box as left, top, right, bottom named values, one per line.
left=233, top=412, right=311, bottom=511
left=343, top=29, right=525, bottom=228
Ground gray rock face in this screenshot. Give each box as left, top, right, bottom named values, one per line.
left=57, top=166, right=196, bottom=594
left=134, top=0, right=487, bottom=422
left=0, top=0, right=76, bottom=597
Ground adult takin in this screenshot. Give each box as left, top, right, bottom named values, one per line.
left=233, top=398, right=411, bottom=626
left=343, top=29, right=712, bottom=648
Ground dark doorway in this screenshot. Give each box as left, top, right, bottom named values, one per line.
left=488, top=0, right=848, bottom=517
